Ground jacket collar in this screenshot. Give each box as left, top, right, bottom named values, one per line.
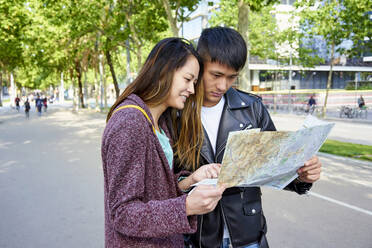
left=225, top=87, right=249, bottom=110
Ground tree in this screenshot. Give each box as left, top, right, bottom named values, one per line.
left=210, top=0, right=279, bottom=90
left=0, top=0, right=30, bottom=105
left=342, top=0, right=372, bottom=57
left=160, top=0, right=201, bottom=36
left=295, top=0, right=371, bottom=117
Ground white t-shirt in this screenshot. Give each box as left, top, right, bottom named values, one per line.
left=201, top=96, right=230, bottom=239
left=201, top=97, right=225, bottom=154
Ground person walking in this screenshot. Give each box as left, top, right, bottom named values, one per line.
left=24, top=98, right=31, bottom=119
left=175, top=27, right=322, bottom=248
left=35, top=95, right=43, bottom=116
left=358, top=95, right=365, bottom=109
left=43, top=96, right=48, bottom=112
left=15, top=95, right=21, bottom=112
left=102, top=38, right=225, bottom=248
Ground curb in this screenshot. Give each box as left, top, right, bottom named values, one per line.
left=270, top=113, right=372, bottom=124
left=317, top=152, right=372, bottom=167
left=323, top=116, right=372, bottom=124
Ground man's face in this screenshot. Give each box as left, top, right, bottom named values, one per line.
left=202, top=62, right=239, bottom=107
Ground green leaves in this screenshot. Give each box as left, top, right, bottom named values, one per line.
left=296, top=0, right=371, bottom=57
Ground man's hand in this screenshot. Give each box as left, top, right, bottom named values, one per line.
left=185, top=184, right=225, bottom=216
left=297, top=156, right=322, bottom=183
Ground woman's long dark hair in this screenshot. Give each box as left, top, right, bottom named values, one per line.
left=107, top=38, right=204, bottom=171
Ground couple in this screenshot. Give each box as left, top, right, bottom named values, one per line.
left=101, top=27, right=322, bottom=248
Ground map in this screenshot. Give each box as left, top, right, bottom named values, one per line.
left=193, top=115, right=334, bottom=190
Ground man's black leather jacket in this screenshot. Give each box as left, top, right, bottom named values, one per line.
left=178, top=88, right=312, bottom=248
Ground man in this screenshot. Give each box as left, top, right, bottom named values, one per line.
left=35, top=94, right=43, bottom=116
left=178, top=27, right=322, bottom=248
left=306, top=95, right=316, bottom=113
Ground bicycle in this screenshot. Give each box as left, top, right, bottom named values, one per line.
left=339, top=106, right=354, bottom=118
left=354, top=106, right=368, bottom=119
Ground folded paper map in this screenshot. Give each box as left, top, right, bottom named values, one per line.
left=194, top=115, right=334, bottom=190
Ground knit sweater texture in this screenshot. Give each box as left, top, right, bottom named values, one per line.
left=101, top=94, right=197, bottom=247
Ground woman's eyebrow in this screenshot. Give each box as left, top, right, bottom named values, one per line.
left=185, top=72, right=195, bottom=78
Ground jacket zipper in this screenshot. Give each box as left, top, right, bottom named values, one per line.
left=220, top=202, right=234, bottom=248
left=215, top=141, right=227, bottom=160
left=216, top=125, right=250, bottom=248
left=199, top=215, right=203, bottom=247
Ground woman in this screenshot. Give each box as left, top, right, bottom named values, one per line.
left=102, top=38, right=224, bottom=248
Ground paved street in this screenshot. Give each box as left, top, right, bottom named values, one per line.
left=0, top=106, right=105, bottom=248
left=268, top=113, right=372, bottom=247
left=271, top=113, right=372, bottom=146
left=0, top=106, right=371, bottom=248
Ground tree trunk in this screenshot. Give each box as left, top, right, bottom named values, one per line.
left=75, top=60, right=85, bottom=108
left=322, top=42, right=335, bottom=118
left=238, top=0, right=250, bottom=91
left=70, top=68, right=77, bottom=111
left=136, top=46, right=142, bottom=72
left=161, top=0, right=179, bottom=36
left=105, top=49, right=120, bottom=98
left=0, top=71, right=3, bottom=107
left=59, top=72, right=65, bottom=104
left=126, top=39, right=131, bottom=85
left=94, top=65, right=100, bottom=111
left=83, top=70, right=88, bottom=108
left=99, top=54, right=105, bottom=111
left=10, top=72, right=16, bottom=107
left=104, top=68, right=107, bottom=109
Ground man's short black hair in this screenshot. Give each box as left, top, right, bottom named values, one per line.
left=197, top=27, right=247, bottom=72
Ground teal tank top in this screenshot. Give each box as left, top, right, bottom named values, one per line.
left=155, top=129, right=173, bottom=169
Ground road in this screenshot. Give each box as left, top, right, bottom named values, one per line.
left=0, top=107, right=105, bottom=248
left=0, top=106, right=371, bottom=248
left=268, top=113, right=372, bottom=248
left=271, top=113, right=372, bottom=146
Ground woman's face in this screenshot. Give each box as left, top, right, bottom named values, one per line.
left=165, top=55, right=200, bottom=110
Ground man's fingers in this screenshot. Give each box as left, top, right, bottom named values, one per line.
left=298, top=162, right=321, bottom=173
left=304, top=156, right=318, bottom=166
left=299, top=174, right=320, bottom=183
left=299, top=167, right=321, bottom=176
left=306, top=167, right=322, bottom=175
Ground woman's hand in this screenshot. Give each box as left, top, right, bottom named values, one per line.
left=178, top=163, right=221, bottom=191
left=186, top=184, right=225, bottom=216
left=191, top=163, right=221, bottom=183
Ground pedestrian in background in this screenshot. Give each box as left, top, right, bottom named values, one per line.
left=43, top=96, right=48, bottom=112
left=24, top=98, right=30, bottom=119
left=35, top=95, right=43, bottom=116
left=15, top=95, right=21, bottom=112
left=306, top=95, right=317, bottom=113
left=358, top=95, right=365, bottom=109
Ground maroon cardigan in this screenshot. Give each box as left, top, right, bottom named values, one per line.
left=101, top=94, right=197, bottom=247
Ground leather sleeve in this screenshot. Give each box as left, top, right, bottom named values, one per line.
left=285, top=180, right=313, bottom=195
left=254, top=99, right=276, bottom=132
